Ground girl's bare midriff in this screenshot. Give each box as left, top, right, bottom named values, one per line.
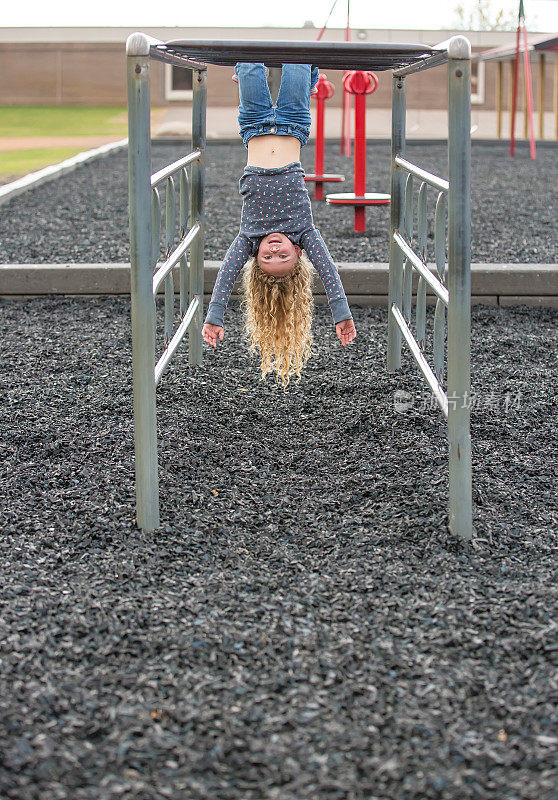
left=247, top=134, right=301, bottom=169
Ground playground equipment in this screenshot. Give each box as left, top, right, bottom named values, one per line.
left=479, top=31, right=557, bottom=145
left=126, top=34, right=206, bottom=532
left=326, top=70, right=390, bottom=233
left=511, top=0, right=536, bottom=158
left=387, top=36, right=472, bottom=540
left=304, top=73, right=344, bottom=200
left=126, top=35, right=472, bottom=540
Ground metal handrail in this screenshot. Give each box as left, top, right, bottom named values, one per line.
left=152, top=222, right=200, bottom=297
left=393, top=232, right=449, bottom=306
left=390, top=303, right=449, bottom=418
left=151, top=150, right=202, bottom=189
left=128, top=32, right=207, bottom=530
left=387, top=35, right=472, bottom=539
left=394, top=156, right=449, bottom=194
left=155, top=296, right=200, bottom=385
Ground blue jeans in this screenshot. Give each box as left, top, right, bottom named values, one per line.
left=236, top=62, right=320, bottom=148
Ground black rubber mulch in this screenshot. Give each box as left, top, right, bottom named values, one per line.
left=0, top=140, right=556, bottom=265
left=1, top=296, right=556, bottom=800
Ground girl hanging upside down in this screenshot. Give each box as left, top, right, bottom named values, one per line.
left=202, top=61, right=357, bottom=388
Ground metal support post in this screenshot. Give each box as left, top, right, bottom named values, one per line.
left=387, top=75, right=406, bottom=372
left=447, top=36, right=472, bottom=540
left=496, top=61, right=503, bottom=139
left=538, top=54, right=545, bottom=141
left=188, top=68, right=207, bottom=366
left=127, top=41, right=160, bottom=532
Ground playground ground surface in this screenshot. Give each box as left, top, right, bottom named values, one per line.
left=0, top=140, right=556, bottom=266
left=0, top=293, right=556, bottom=799
left=0, top=136, right=556, bottom=798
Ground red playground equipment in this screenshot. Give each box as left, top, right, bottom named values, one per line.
left=326, top=70, right=390, bottom=233
left=304, top=73, right=344, bottom=200
left=510, top=0, right=536, bottom=159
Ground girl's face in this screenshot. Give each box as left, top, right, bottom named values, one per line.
left=257, top=233, right=301, bottom=276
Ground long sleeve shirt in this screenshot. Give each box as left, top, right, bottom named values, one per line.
left=204, top=161, right=352, bottom=328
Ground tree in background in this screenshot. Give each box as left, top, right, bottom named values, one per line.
left=453, top=0, right=517, bottom=29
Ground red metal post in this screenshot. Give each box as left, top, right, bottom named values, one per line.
left=510, top=23, right=521, bottom=155
left=305, top=74, right=344, bottom=200
left=354, top=92, right=366, bottom=231
left=341, top=81, right=351, bottom=157
left=314, top=75, right=334, bottom=199
left=315, top=100, right=325, bottom=177
left=343, top=70, right=378, bottom=233
left=315, top=93, right=325, bottom=198
left=326, top=71, right=388, bottom=233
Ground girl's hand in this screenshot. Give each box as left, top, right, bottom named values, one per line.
left=202, top=323, right=224, bottom=348
left=336, top=318, right=357, bottom=347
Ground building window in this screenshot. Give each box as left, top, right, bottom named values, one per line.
left=165, top=64, right=193, bottom=102
left=471, top=60, right=485, bottom=105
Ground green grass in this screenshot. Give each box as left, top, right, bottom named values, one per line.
left=0, top=106, right=128, bottom=137
left=0, top=147, right=88, bottom=181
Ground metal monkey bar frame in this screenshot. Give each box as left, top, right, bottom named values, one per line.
left=126, top=33, right=472, bottom=538
left=127, top=33, right=206, bottom=532
left=387, top=37, right=472, bottom=540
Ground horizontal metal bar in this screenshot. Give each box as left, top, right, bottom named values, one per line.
left=161, top=39, right=437, bottom=71
left=390, top=302, right=449, bottom=419
left=151, top=151, right=202, bottom=189
left=394, top=156, right=449, bottom=193
left=393, top=231, right=449, bottom=306
left=152, top=223, right=200, bottom=296
left=393, top=49, right=448, bottom=77
left=155, top=295, right=200, bottom=386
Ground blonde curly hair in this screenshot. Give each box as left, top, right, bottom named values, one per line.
left=240, top=250, right=315, bottom=390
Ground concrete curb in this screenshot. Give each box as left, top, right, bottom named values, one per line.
left=1, top=262, right=557, bottom=308
left=0, top=138, right=129, bottom=206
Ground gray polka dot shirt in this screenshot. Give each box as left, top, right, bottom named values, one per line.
left=204, top=161, right=352, bottom=328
